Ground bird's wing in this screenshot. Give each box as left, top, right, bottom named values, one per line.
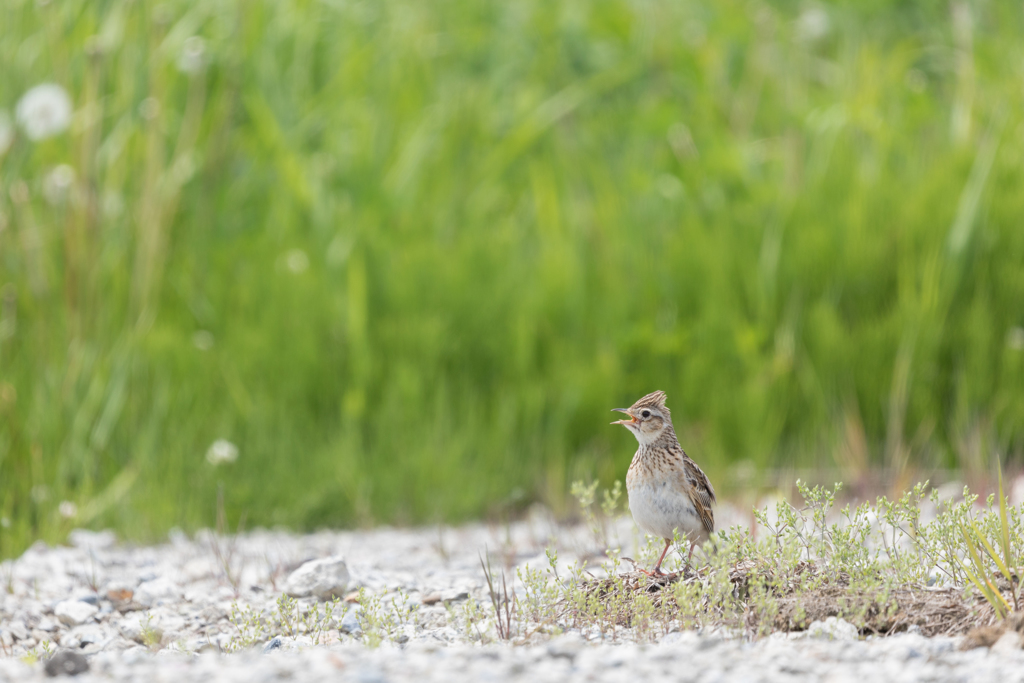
left=682, top=457, right=716, bottom=535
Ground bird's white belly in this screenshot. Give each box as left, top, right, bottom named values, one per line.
left=627, top=478, right=705, bottom=542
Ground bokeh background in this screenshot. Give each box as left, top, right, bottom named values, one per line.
left=2, top=0, right=1023, bottom=558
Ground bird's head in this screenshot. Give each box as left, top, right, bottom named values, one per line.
left=611, top=390, right=672, bottom=446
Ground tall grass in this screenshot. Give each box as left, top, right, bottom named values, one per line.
left=1, top=0, right=1023, bottom=557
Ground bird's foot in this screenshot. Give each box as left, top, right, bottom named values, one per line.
left=639, top=567, right=679, bottom=580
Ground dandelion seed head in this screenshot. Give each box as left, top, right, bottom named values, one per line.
left=655, top=174, right=684, bottom=201
left=177, top=36, right=207, bottom=74
left=31, top=485, right=49, bottom=503
left=206, top=439, right=239, bottom=466
left=1007, top=327, right=1024, bottom=351
left=15, top=84, right=72, bottom=141
left=286, top=249, right=310, bottom=273
left=58, top=501, right=78, bottom=519
left=138, top=97, right=161, bottom=121
left=192, top=330, right=214, bottom=351
left=796, top=7, right=830, bottom=43
left=43, top=164, right=76, bottom=205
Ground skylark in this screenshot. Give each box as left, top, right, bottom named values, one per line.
left=612, top=390, right=716, bottom=576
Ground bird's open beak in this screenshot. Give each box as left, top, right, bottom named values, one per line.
left=610, top=408, right=637, bottom=426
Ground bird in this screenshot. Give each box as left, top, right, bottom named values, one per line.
left=611, top=390, right=715, bottom=576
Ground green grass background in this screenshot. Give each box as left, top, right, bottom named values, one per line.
left=2, top=0, right=1024, bottom=557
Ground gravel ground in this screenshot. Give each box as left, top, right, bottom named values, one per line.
left=1, top=509, right=1020, bottom=682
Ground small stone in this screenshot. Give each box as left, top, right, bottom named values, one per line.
left=804, top=617, right=858, bottom=641
left=102, top=637, right=137, bottom=652
left=339, top=607, right=363, bottom=634
left=44, top=649, right=89, bottom=677
left=106, top=586, right=134, bottom=604
left=343, top=591, right=361, bottom=604
left=8, top=621, right=29, bottom=641
left=439, top=589, right=469, bottom=603
left=547, top=632, right=585, bottom=659
left=991, top=630, right=1023, bottom=654
left=76, top=626, right=105, bottom=646
left=37, top=617, right=59, bottom=632
left=58, top=633, right=81, bottom=649
left=135, top=577, right=180, bottom=607
left=263, top=636, right=283, bottom=653
left=283, top=556, right=350, bottom=600
left=421, top=592, right=442, bottom=605
left=54, top=600, right=98, bottom=627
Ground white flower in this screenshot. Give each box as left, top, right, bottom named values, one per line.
left=1008, top=327, right=1024, bottom=351
left=0, top=110, right=13, bottom=155
left=192, top=330, right=214, bottom=351
left=655, top=174, right=684, bottom=200
left=206, top=439, right=239, bottom=466
left=796, top=7, right=830, bottom=43
left=15, top=84, right=72, bottom=141
left=42, top=164, right=75, bottom=204
left=177, top=36, right=207, bottom=74
left=58, top=501, right=78, bottom=519
left=285, top=248, right=309, bottom=273
left=138, top=97, right=160, bottom=121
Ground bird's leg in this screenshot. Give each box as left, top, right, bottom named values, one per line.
left=640, top=539, right=673, bottom=577
left=685, top=541, right=696, bottom=571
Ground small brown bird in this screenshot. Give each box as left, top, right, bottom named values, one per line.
left=612, top=390, right=715, bottom=576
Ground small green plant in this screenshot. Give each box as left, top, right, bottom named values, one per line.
left=571, top=479, right=625, bottom=550
left=227, top=603, right=271, bottom=651
left=140, top=613, right=162, bottom=650
left=555, top=474, right=1024, bottom=641
left=958, top=462, right=1020, bottom=618
left=23, top=638, right=55, bottom=663
left=357, top=587, right=418, bottom=647
left=455, top=596, right=488, bottom=642
left=227, top=593, right=347, bottom=651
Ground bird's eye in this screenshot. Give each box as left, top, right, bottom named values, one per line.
left=641, top=409, right=651, bottom=419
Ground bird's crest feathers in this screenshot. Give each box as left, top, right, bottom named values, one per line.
left=632, top=390, right=668, bottom=410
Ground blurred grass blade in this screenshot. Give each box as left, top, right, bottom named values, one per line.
left=968, top=517, right=1013, bottom=587
left=997, top=460, right=1012, bottom=571
left=961, top=522, right=1010, bottom=618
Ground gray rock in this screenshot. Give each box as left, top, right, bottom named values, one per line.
left=7, top=620, right=29, bottom=641
left=54, top=600, right=98, bottom=626
left=991, top=631, right=1022, bottom=654
left=75, top=625, right=106, bottom=646
left=339, top=606, right=363, bottom=634
left=135, top=577, right=180, bottom=607
left=57, top=633, right=81, bottom=649
left=547, top=632, right=585, bottom=659
left=439, top=589, right=469, bottom=603
left=44, top=649, right=89, bottom=677
left=263, top=636, right=283, bottom=653
left=283, top=556, right=350, bottom=600
left=804, top=617, right=859, bottom=641
left=37, top=617, right=58, bottom=632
